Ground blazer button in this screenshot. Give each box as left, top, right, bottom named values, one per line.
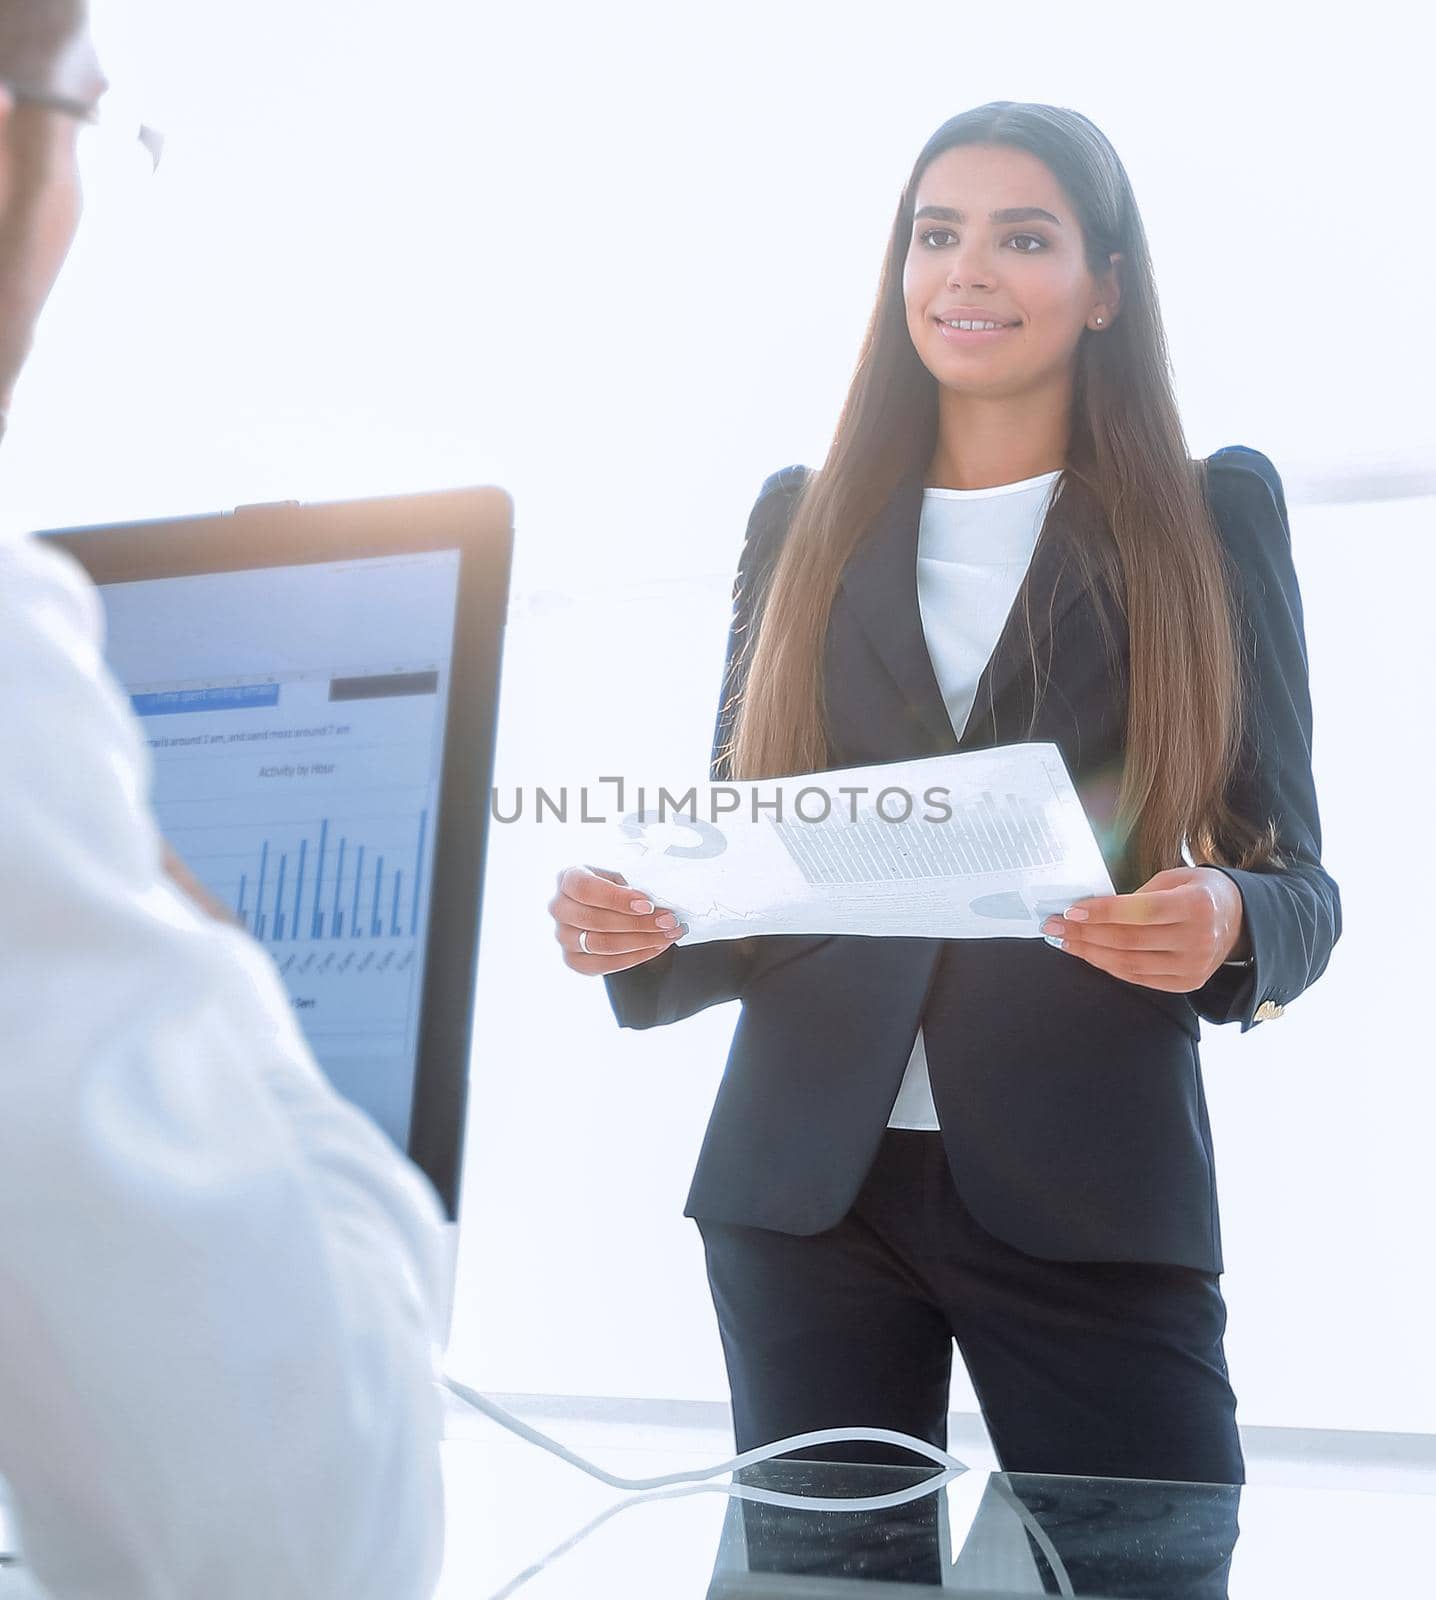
left=1254, top=999, right=1285, bottom=1021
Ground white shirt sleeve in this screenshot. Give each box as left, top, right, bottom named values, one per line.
left=0, top=534, right=448, bottom=1599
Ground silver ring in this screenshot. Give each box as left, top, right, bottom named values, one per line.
left=578, top=929, right=591, bottom=955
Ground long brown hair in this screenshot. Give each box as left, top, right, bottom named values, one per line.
left=728, top=101, right=1285, bottom=887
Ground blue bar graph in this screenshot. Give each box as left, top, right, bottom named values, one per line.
left=231, top=811, right=430, bottom=948
left=351, top=845, right=365, bottom=941
left=330, top=837, right=345, bottom=938
left=255, top=840, right=270, bottom=940
left=311, top=820, right=329, bottom=938
left=411, top=811, right=427, bottom=936
left=291, top=840, right=307, bottom=942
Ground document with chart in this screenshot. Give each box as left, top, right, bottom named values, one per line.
left=604, top=744, right=1115, bottom=945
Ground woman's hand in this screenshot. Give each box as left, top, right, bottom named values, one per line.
left=1038, top=865, right=1249, bottom=992
left=549, top=864, right=688, bottom=976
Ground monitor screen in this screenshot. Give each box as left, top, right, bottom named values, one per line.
left=97, top=549, right=462, bottom=1154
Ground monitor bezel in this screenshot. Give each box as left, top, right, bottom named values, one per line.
left=37, top=486, right=513, bottom=1219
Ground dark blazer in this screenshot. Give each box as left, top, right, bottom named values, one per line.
left=604, top=445, right=1341, bottom=1272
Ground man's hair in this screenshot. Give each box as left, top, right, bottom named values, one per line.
left=0, top=0, right=86, bottom=92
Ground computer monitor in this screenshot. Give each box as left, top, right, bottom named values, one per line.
left=39, top=486, right=513, bottom=1225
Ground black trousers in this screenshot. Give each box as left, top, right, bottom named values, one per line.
left=697, top=1128, right=1245, bottom=1487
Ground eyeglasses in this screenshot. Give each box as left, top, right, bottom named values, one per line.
left=1, top=81, right=164, bottom=173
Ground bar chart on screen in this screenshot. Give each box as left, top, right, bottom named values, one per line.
left=85, top=549, right=463, bottom=1151
left=131, top=652, right=451, bottom=1149
left=144, top=671, right=443, bottom=1053
left=226, top=809, right=429, bottom=946
left=163, top=802, right=433, bottom=1033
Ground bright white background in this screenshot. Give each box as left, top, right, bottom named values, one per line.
left=2, top=0, right=1429, bottom=1437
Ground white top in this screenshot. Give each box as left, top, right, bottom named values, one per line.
left=0, top=534, right=449, bottom=1599
left=886, top=469, right=1062, bottom=1131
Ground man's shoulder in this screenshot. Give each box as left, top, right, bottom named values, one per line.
left=0, top=533, right=103, bottom=652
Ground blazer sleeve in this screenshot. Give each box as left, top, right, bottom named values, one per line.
left=602, top=463, right=828, bottom=1031
left=1186, top=445, right=1342, bottom=1032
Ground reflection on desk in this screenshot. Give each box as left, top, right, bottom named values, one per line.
left=437, top=1420, right=1434, bottom=1599
left=710, top=1460, right=1237, bottom=1596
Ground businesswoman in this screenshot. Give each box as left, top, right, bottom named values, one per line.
left=547, top=101, right=1340, bottom=1487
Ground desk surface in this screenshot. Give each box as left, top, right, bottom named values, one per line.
left=438, top=1410, right=1434, bottom=1598
left=3, top=1413, right=1430, bottom=1597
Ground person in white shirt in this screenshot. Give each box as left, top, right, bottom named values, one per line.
left=0, top=5, right=449, bottom=1596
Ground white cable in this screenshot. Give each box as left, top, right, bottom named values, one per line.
left=441, top=1374, right=966, bottom=1504
left=7, top=1380, right=1070, bottom=1592
left=441, top=1375, right=1075, bottom=1596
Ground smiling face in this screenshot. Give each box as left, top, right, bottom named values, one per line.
left=902, top=142, right=1120, bottom=403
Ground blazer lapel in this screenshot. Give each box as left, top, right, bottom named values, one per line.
left=833, top=461, right=1095, bottom=756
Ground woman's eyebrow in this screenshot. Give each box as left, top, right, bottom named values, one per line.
left=914, top=205, right=1062, bottom=226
